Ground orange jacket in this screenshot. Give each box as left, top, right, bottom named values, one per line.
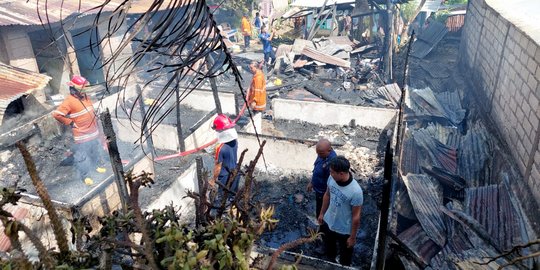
left=52, top=94, right=99, bottom=144
left=241, top=17, right=251, bottom=36
left=249, top=69, right=266, bottom=111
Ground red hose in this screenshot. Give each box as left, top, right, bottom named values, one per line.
left=153, top=101, right=249, bottom=161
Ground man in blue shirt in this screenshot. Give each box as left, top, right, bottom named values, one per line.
left=211, top=114, right=240, bottom=196
left=318, top=156, right=363, bottom=266
left=259, top=26, right=276, bottom=68
left=307, top=139, right=337, bottom=218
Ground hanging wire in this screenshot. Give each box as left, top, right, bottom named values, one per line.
left=37, top=0, right=256, bottom=152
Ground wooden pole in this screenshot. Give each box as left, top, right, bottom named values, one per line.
left=195, top=157, right=206, bottom=226
left=206, top=55, right=223, bottom=114
left=175, top=86, right=186, bottom=152
left=101, top=109, right=129, bottom=213
left=135, top=84, right=156, bottom=156
left=385, top=0, right=394, bottom=83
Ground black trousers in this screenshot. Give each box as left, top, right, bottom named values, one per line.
left=244, top=35, right=251, bottom=48
left=320, top=222, right=353, bottom=266
left=315, top=192, right=324, bottom=218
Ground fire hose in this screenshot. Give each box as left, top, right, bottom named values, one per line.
left=153, top=102, right=249, bottom=161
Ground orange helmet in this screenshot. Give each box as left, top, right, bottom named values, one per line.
left=212, top=114, right=235, bottom=131
left=67, top=75, right=89, bottom=89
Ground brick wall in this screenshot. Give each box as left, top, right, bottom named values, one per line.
left=460, top=0, right=540, bottom=204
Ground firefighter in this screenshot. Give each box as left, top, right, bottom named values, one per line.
left=52, top=75, right=106, bottom=185
left=246, top=61, right=266, bottom=133
left=241, top=14, right=252, bottom=51
left=210, top=114, right=240, bottom=194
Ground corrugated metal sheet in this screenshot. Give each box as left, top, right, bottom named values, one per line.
left=0, top=63, right=51, bottom=121
left=0, top=0, right=121, bottom=26
left=357, top=83, right=401, bottom=108
left=0, top=204, right=29, bottom=252
left=402, top=174, right=447, bottom=247
left=301, top=47, right=351, bottom=68
left=458, top=121, right=493, bottom=187
left=409, top=87, right=465, bottom=126
left=423, top=166, right=465, bottom=199
left=397, top=223, right=441, bottom=265
left=446, top=14, right=465, bottom=32
left=400, top=132, right=422, bottom=174
left=0, top=0, right=180, bottom=26
left=411, top=21, right=448, bottom=59
left=465, top=185, right=523, bottom=251
left=412, top=129, right=458, bottom=174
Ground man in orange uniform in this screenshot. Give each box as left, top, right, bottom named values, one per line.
left=53, top=75, right=106, bottom=185
left=241, top=14, right=252, bottom=51
left=246, top=61, right=266, bottom=133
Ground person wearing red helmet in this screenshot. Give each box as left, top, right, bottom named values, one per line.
left=52, top=75, right=106, bottom=186
left=211, top=114, right=240, bottom=198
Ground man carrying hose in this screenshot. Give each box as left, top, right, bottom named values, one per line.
left=211, top=114, right=240, bottom=203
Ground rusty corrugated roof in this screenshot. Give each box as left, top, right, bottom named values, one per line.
left=465, top=185, right=523, bottom=251
left=0, top=0, right=183, bottom=26
left=397, top=223, right=441, bottom=266
left=0, top=0, right=121, bottom=26
left=0, top=63, right=51, bottom=114
left=402, top=174, right=447, bottom=247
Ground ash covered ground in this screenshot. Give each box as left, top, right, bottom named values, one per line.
left=254, top=171, right=381, bottom=269
left=114, top=103, right=208, bottom=137
left=252, top=119, right=388, bottom=269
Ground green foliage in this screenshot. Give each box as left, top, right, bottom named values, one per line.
left=435, top=9, right=451, bottom=23
left=445, top=0, right=468, bottom=5
left=400, top=0, right=421, bottom=23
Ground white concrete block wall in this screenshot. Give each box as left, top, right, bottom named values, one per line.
left=461, top=0, right=540, bottom=203
left=272, top=99, right=397, bottom=130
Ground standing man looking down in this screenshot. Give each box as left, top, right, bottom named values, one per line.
left=52, top=75, right=106, bottom=186
left=259, top=26, right=276, bottom=68
left=307, top=139, right=337, bottom=218
left=318, top=156, right=363, bottom=266
left=241, top=14, right=252, bottom=51
left=246, top=61, right=266, bottom=133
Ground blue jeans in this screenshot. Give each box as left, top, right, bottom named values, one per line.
left=73, top=139, right=102, bottom=180
left=264, top=50, right=276, bottom=66
left=244, top=35, right=251, bottom=48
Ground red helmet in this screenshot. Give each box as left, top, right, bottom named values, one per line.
left=67, top=75, right=89, bottom=88
left=212, top=114, right=235, bottom=131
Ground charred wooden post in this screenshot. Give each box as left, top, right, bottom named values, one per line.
left=175, top=86, right=186, bottom=152
left=384, top=0, right=395, bottom=83
left=206, top=55, right=223, bottom=114
left=135, top=84, right=156, bottom=155
left=374, top=141, right=393, bottom=270
left=100, top=109, right=129, bottom=213
left=195, top=157, right=206, bottom=226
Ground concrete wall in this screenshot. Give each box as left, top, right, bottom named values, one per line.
left=182, top=90, right=236, bottom=114
left=145, top=162, right=198, bottom=218
left=272, top=99, right=397, bottom=130
left=460, top=0, right=540, bottom=202
left=0, top=28, right=39, bottom=72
